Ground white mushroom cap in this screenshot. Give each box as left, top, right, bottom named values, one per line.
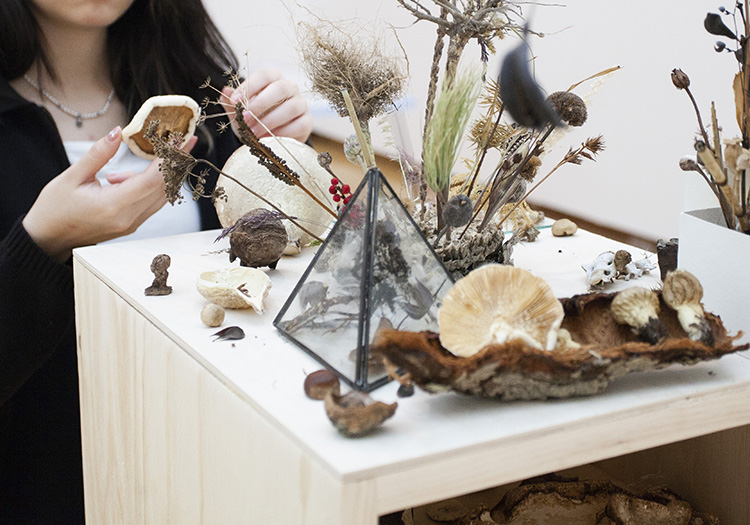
left=122, top=95, right=200, bottom=160
left=196, top=267, right=271, bottom=312
left=438, top=264, right=564, bottom=356
left=215, top=138, right=334, bottom=247
left=662, top=269, right=714, bottom=344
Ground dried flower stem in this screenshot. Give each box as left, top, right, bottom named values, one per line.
left=683, top=84, right=712, bottom=150
left=496, top=136, right=605, bottom=227
left=341, top=88, right=377, bottom=169
left=233, top=105, right=337, bottom=218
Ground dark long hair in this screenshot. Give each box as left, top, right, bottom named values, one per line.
left=0, top=0, right=239, bottom=118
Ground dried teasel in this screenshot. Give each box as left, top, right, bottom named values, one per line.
left=438, top=264, right=564, bottom=356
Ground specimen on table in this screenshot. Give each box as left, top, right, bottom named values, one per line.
left=200, top=303, right=225, bottom=328
left=122, top=94, right=200, bottom=160
left=303, top=369, right=341, bottom=400
left=274, top=168, right=453, bottom=391
left=550, top=218, right=577, bottom=237
left=581, top=250, right=657, bottom=289
left=323, top=390, right=397, bottom=438
left=371, top=267, right=748, bottom=400
left=196, top=267, right=271, bottom=313
left=673, top=3, right=750, bottom=233
left=215, top=208, right=288, bottom=269
left=144, top=253, right=173, bottom=296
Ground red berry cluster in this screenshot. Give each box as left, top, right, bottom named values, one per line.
left=328, top=177, right=352, bottom=205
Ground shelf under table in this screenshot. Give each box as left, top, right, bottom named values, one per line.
left=73, top=226, right=750, bottom=524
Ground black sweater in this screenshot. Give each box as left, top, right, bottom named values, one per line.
left=0, top=76, right=238, bottom=523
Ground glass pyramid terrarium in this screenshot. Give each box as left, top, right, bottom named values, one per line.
left=274, top=168, right=454, bottom=391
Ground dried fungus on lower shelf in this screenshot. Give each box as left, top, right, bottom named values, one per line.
left=371, top=291, right=748, bottom=400
left=400, top=474, right=720, bottom=524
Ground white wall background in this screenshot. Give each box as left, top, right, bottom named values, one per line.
left=206, top=0, right=737, bottom=242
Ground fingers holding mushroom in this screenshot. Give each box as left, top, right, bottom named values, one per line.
left=122, top=95, right=200, bottom=160
left=662, top=269, right=715, bottom=346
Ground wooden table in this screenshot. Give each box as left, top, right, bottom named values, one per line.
left=73, top=226, right=750, bottom=523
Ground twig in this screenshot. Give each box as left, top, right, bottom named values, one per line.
left=341, top=88, right=377, bottom=169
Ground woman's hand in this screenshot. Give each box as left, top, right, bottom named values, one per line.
left=221, top=69, right=313, bottom=143
left=22, top=127, right=167, bottom=262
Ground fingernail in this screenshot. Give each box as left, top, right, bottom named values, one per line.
left=107, top=126, right=121, bottom=142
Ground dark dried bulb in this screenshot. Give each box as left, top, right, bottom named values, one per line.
left=546, top=91, right=588, bottom=127
left=704, top=12, right=737, bottom=40
left=442, top=195, right=473, bottom=228
left=671, top=69, right=691, bottom=90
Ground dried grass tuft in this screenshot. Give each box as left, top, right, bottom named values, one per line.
left=298, top=20, right=407, bottom=124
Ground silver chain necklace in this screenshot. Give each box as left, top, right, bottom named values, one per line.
left=23, top=74, right=116, bottom=128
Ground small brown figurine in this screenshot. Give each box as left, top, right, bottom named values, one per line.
left=144, top=254, right=173, bottom=296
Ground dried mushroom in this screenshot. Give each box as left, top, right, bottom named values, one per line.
left=610, top=287, right=668, bottom=344
left=304, top=369, right=340, bottom=400
left=662, top=269, right=714, bottom=346
left=370, top=291, right=747, bottom=400
left=490, top=475, right=719, bottom=525
left=226, top=209, right=288, bottom=269
left=324, top=390, right=397, bottom=437
left=438, top=265, right=564, bottom=356
left=196, top=267, right=271, bottom=312
left=122, top=95, right=200, bottom=160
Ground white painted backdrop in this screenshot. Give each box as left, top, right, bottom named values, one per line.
left=205, top=0, right=735, bottom=242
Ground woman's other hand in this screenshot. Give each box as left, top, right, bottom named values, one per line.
left=221, top=69, right=313, bottom=143
left=22, top=127, right=167, bottom=262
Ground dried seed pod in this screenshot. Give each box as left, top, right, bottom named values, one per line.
left=122, top=95, right=200, bottom=159
left=662, top=269, right=714, bottom=346
left=547, top=91, right=588, bottom=127
left=442, top=194, right=473, bottom=228
left=200, top=303, right=225, bottom=327
left=439, top=264, right=564, bottom=356
left=228, top=209, right=288, bottom=269
left=324, top=391, right=397, bottom=438
left=610, top=287, right=668, bottom=344
left=211, top=326, right=245, bottom=342
left=304, top=369, right=340, bottom=400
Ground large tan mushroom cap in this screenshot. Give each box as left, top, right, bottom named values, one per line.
left=122, top=95, right=200, bottom=160
left=215, top=137, right=334, bottom=247
left=438, top=264, right=564, bottom=356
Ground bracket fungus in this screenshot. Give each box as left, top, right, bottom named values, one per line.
left=196, top=267, right=271, bottom=313
left=438, top=264, right=564, bottom=356
left=662, top=269, right=714, bottom=346
left=122, top=95, right=200, bottom=160
left=610, top=287, right=668, bottom=344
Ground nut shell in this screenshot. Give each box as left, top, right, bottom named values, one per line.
left=438, top=264, right=564, bottom=356
left=122, top=95, right=200, bottom=159
left=196, top=267, right=271, bottom=312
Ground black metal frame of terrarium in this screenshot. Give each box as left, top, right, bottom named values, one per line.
left=273, top=168, right=455, bottom=392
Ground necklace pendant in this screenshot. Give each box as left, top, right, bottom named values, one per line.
left=76, top=115, right=83, bottom=128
